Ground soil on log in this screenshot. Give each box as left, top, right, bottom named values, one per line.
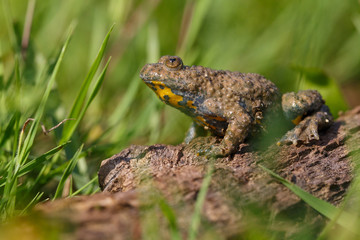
left=31, top=106, right=360, bottom=239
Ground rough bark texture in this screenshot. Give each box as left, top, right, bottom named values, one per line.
left=32, top=106, right=360, bottom=239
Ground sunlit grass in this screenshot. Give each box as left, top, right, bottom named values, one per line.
left=0, top=25, right=73, bottom=218
left=0, top=11, right=112, bottom=218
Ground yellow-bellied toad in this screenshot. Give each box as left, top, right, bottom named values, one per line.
left=140, top=56, right=333, bottom=156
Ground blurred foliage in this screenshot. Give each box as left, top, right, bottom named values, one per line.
left=2, top=0, right=358, bottom=152
left=1, top=0, right=360, bottom=238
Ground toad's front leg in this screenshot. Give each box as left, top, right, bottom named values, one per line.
left=206, top=107, right=252, bottom=157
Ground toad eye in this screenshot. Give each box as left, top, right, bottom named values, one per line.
left=159, top=56, right=183, bottom=70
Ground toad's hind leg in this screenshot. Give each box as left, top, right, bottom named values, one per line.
left=279, top=90, right=333, bottom=145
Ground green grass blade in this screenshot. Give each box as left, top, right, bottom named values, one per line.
left=18, top=142, right=70, bottom=176
left=258, top=164, right=358, bottom=234
left=178, top=0, right=212, bottom=57
left=0, top=142, right=70, bottom=187
left=60, top=25, right=114, bottom=143
left=1, top=0, right=19, bottom=53
left=0, top=114, right=17, bottom=148
left=20, top=192, right=44, bottom=216
left=108, top=73, right=141, bottom=126
left=17, top=26, right=74, bottom=167
left=2, top=126, right=19, bottom=216
left=188, top=161, right=214, bottom=240
left=85, top=57, right=111, bottom=110
left=62, top=57, right=111, bottom=145
left=53, top=144, right=83, bottom=199
left=69, top=175, right=98, bottom=196
left=0, top=113, right=20, bottom=179
left=158, top=198, right=182, bottom=240
left=1, top=27, right=73, bottom=217
left=26, top=22, right=111, bottom=188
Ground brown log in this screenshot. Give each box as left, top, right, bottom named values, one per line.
left=32, top=106, right=360, bottom=239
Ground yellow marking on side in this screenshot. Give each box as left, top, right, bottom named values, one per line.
left=186, top=100, right=196, bottom=109
left=205, top=115, right=226, bottom=122
left=195, top=116, right=207, bottom=125
left=292, top=115, right=302, bottom=125
left=195, top=116, right=217, bottom=130
left=148, top=81, right=184, bottom=109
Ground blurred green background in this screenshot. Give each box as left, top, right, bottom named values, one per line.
left=0, top=0, right=360, bottom=221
